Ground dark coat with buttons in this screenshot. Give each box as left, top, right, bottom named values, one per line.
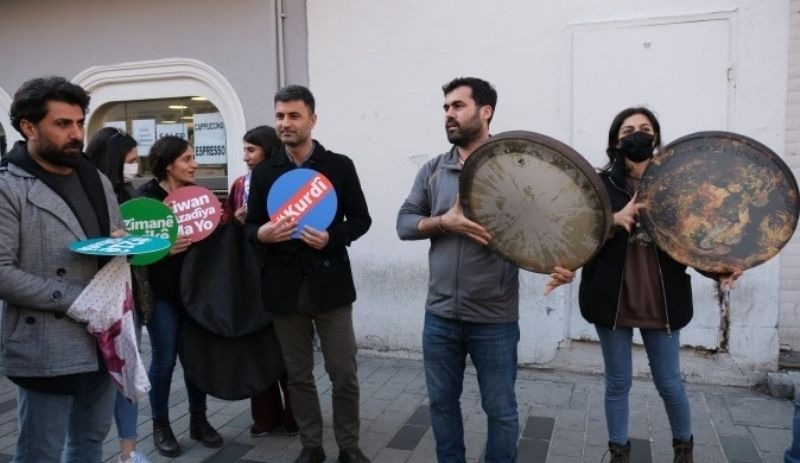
left=245, top=141, right=371, bottom=314
left=0, top=146, right=123, bottom=377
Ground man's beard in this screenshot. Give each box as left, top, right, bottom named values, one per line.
left=446, top=115, right=482, bottom=147
left=37, top=140, right=83, bottom=168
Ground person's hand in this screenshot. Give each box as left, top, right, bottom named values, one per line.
left=544, top=266, right=575, bottom=295
left=110, top=228, right=127, bottom=238
left=719, top=270, right=743, bottom=290
left=169, top=235, right=192, bottom=255
left=440, top=194, right=492, bottom=245
left=234, top=205, right=247, bottom=225
left=257, top=216, right=297, bottom=243
left=300, top=226, right=330, bottom=250
left=613, top=193, right=645, bottom=232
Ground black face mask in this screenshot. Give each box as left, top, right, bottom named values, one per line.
left=618, top=131, right=655, bottom=163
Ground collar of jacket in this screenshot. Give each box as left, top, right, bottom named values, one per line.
left=604, top=161, right=628, bottom=192
left=269, top=140, right=330, bottom=168
left=443, top=134, right=492, bottom=170
left=4, top=140, right=112, bottom=244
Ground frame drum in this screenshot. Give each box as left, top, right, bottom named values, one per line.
left=638, top=131, right=800, bottom=273
left=459, top=131, right=612, bottom=273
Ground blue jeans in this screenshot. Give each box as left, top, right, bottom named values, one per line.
left=14, top=370, right=115, bottom=463
left=115, top=315, right=143, bottom=439
left=785, top=397, right=800, bottom=463
left=423, top=312, right=520, bottom=463
left=146, top=298, right=206, bottom=420
left=596, top=326, right=692, bottom=445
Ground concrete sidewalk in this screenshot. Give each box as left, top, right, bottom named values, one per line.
left=0, top=349, right=792, bottom=462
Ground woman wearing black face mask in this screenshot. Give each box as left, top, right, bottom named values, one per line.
left=578, top=107, right=739, bottom=463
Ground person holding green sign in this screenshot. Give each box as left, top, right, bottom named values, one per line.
left=136, top=136, right=223, bottom=457
left=86, top=127, right=152, bottom=463
left=0, top=76, right=124, bottom=463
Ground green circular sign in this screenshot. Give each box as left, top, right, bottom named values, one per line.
left=120, top=197, right=179, bottom=266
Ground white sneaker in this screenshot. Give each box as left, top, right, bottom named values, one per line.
left=119, top=450, right=151, bottom=463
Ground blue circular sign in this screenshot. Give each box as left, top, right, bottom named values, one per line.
left=267, top=168, right=338, bottom=239
left=70, top=236, right=172, bottom=256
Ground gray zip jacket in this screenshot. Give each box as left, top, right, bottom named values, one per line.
left=397, top=148, right=519, bottom=323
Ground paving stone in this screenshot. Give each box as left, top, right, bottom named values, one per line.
left=373, top=447, right=412, bottom=462
left=522, top=416, right=555, bottom=440
left=728, top=396, right=794, bottom=428
left=386, top=424, right=428, bottom=451
left=548, top=429, right=584, bottom=457
left=555, top=408, right=586, bottom=432
left=405, top=404, right=431, bottom=427
left=750, top=425, right=793, bottom=454
left=630, top=438, right=652, bottom=463
left=359, top=397, right=392, bottom=420
left=205, top=442, right=255, bottom=463
left=542, top=455, right=581, bottom=463
left=517, top=437, right=549, bottom=461
left=693, top=443, right=728, bottom=462
left=720, top=434, right=763, bottom=463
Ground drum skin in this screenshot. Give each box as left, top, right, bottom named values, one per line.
left=638, top=131, right=800, bottom=273
left=459, top=131, right=612, bottom=273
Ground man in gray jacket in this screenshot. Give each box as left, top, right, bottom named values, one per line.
left=0, top=76, right=123, bottom=462
left=397, top=77, right=573, bottom=462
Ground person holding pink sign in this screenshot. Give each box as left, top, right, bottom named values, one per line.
left=87, top=127, right=152, bottom=463
left=136, top=136, right=223, bottom=457
left=246, top=85, right=372, bottom=463
left=221, top=125, right=298, bottom=438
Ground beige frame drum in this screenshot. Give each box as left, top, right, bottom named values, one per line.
left=459, top=131, right=612, bottom=274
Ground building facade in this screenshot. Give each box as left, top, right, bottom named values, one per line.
left=1, top=0, right=796, bottom=385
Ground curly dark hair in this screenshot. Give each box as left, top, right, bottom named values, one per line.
left=9, top=76, right=90, bottom=139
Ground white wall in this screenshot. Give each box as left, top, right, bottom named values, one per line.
left=307, top=0, right=791, bottom=385
left=780, top=0, right=800, bottom=351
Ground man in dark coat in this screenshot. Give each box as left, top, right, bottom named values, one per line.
left=245, top=85, right=371, bottom=463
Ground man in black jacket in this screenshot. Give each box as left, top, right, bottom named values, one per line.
left=245, top=85, right=371, bottom=463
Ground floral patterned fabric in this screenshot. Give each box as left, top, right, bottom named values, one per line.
left=68, top=256, right=150, bottom=401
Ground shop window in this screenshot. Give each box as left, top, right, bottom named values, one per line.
left=88, top=96, right=227, bottom=178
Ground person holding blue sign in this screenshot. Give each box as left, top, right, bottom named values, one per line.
left=397, top=77, right=574, bottom=463
left=246, top=85, right=372, bottom=463
left=222, top=125, right=299, bottom=438
left=87, top=127, right=152, bottom=463
left=0, top=76, right=125, bottom=462
left=136, top=136, right=222, bottom=457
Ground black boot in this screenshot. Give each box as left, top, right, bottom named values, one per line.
left=673, top=436, right=694, bottom=463
left=189, top=409, right=223, bottom=448
left=152, top=417, right=181, bottom=457
left=607, top=440, right=630, bottom=463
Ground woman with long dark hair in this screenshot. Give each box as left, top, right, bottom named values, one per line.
left=137, top=136, right=223, bottom=457
left=86, top=127, right=151, bottom=463
left=578, top=107, right=740, bottom=463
